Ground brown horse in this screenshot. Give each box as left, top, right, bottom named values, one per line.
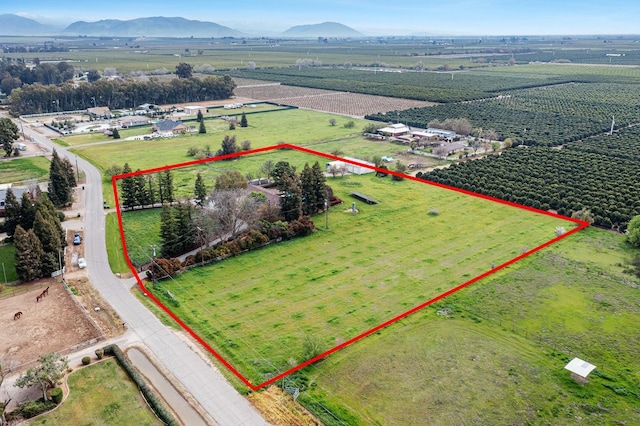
left=42, top=286, right=49, bottom=296
left=36, top=293, right=43, bottom=302
left=14, top=311, right=22, bottom=320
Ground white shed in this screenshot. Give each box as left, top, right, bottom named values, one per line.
left=564, top=358, right=596, bottom=384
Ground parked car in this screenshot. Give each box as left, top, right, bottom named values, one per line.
left=77, top=258, right=87, bottom=269
left=73, top=233, right=82, bottom=245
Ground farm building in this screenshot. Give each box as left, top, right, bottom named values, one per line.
left=184, top=105, right=207, bottom=115
left=87, top=106, right=112, bottom=118
left=412, top=128, right=457, bottom=142
left=378, top=123, right=410, bottom=137
left=152, top=119, right=186, bottom=135
left=118, top=115, right=151, bottom=128
left=326, top=157, right=376, bottom=175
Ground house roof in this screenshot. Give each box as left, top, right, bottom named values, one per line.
left=379, top=124, right=410, bottom=135
left=87, top=106, right=111, bottom=116
left=153, top=119, right=184, bottom=132
left=565, top=358, right=596, bottom=378
left=0, top=187, right=29, bottom=206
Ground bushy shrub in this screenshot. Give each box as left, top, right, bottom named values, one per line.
left=95, top=349, right=104, bottom=360
left=82, top=356, right=91, bottom=365
left=50, top=387, right=63, bottom=404
left=287, top=216, right=316, bottom=237
left=150, top=257, right=181, bottom=278
left=17, top=399, right=57, bottom=419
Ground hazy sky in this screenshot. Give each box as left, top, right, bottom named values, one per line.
left=9, top=0, right=640, bottom=35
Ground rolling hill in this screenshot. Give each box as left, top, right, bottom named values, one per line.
left=63, top=16, right=245, bottom=38
left=281, top=22, right=364, bottom=38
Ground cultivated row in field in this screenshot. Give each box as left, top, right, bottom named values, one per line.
left=234, top=81, right=433, bottom=117
left=368, top=82, right=640, bottom=146
left=424, top=127, right=640, bottom=228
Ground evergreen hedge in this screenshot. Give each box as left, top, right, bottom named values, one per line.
left=103, top=344, right=179, bottom=426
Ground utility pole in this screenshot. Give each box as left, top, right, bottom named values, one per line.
left=150, top=244, right=156, bottom=257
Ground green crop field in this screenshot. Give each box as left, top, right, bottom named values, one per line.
left=31, top=358, right=160, bottom=425
left=131, top=167, right=570, bottom=385
left=301, top=227, right=640, bottom=425
left=0, top=156, right=50, bottom=185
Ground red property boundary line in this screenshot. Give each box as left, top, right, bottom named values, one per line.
left=112, top=143, right=589, bottom=391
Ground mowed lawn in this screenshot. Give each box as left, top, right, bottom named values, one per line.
left=0, top=156, right=50, bottom=184
left=145, top=172, right=570, bottom=384
left=31, top=358, right=160, bottom=425
left=304, top=227, right=640, bottom=425
left=71, top=109, right=367, bottom=172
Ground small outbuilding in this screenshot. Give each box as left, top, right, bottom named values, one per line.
left=564, top=357, right=596, bottom=384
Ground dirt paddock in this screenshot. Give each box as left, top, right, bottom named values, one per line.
left=1, top=280, right=102, bottom=368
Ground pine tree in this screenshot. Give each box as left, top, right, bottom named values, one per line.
left=48, top=149, right=71, bottom=206
left=174, top=202, right=195, bottom=253
left=14, top=225, right=45, bottom=282
left=194, top=173, right=207, bottom=206
left=3, top=188, right=21, bottom=237
left=146, top=175, right=157, bottom=206
left=159, top=169, right=174, bottom=203
left=199, top=120, right=206, bottom=134
left=112, top=128, right=121, bottom=139
left=219, top=135, right=237, bottom=157
left=133, top=171, right=149, bottom=207
left=196, top=109, right=204, bottom=122
left=32, top=210, right=63, bottom=275
left=0, top=117, right=19, bottom=156
left=279, top=173, right=302, bottom=222
left=35, top=193, right=66, bottom=248
left=159, top=204, right=178, bottom=257
left=19, top=191, right=36, bottom=231
left=62, top=157, right=77, bottom=188
left=240, top=112, right=248, bottom=128
left=300, top=163, right=317, bottom=216
left=120, top=163, right=136, bottom=209
left=312, top=161, right=328, bottom=211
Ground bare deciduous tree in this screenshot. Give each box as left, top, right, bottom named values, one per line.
left=207, top=189, right=259, bottom=239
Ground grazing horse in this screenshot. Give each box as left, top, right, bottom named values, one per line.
left=14, top=311, right=22, bottom=320
left=42, top=286, right=49, bottom=296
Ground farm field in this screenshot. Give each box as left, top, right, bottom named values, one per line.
left=31, top=358, right=160, bottom=425
left=123, top=156, right=574, bottom=386
left=0, top=156, right=50, bottom=185
left=301, top=227, right=640, bottom=425
left=234, top=82, right=435, bottom=117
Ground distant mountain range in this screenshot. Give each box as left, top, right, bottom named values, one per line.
left=0, top=14, right=365, bottom=38
left=280, top=22, right=364, bottom=38
left=0, top=14, right=53, bottom=35
left=63, top=17, right=245, bottom=38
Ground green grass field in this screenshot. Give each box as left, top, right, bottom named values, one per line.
left=121, top=209, right=163, bottom=265
left=135, top=170, right=569, bottom=385
left=0, top=244, right=18, bottom=283
left=300, top=227, right=640, bottom=425
left=31, top=358, right=160, bottom=426
left=0, top=156, right=50, bottom=185
left=105, top=213, right=130, bottom=274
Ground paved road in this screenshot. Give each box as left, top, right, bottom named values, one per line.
left=16, top=121, right=269, bottom=426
